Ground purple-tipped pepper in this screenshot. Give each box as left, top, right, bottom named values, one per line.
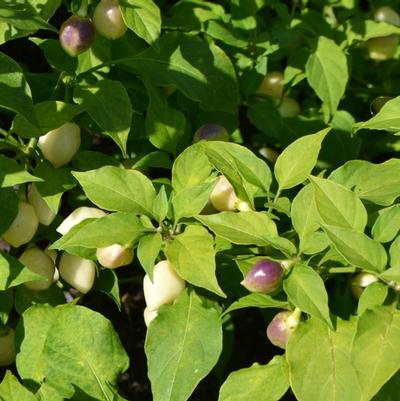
left=241, top=259, right=284, bottom=293
left=59, top=15, right=95, bottom=57
left=266, top=308, right=301, bottom=349
left=193, top=123, right=229, bottom=142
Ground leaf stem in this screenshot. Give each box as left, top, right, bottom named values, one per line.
left=267, top=188, right=281, bottom=214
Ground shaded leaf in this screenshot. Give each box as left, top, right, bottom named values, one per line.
left=305, top=37, right=348, bottom=115
left=16, top=304, right=129, bottom=400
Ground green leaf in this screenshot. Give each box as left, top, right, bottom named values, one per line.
left=283, top=264, right=332, bottom=327
left=144, top=83, right=186, bottom=155
left=166, top=225, right=225, bottom=297
left=172, top=181, right=215, bottom=223
left=196, top=211, right=297, bottom=255
left=222, top=294, right=289, bottom=317
left=94, top=269, right=121, bottom=310
left=172, top=143, right=213, bottom=192
left=291, top=184, right=320, bottom=247
left=120, top=32, right=239, bottom=113
left=206, top=20, right=248, bottom=49
left=0, top=252, right=44, bottom=290
left=36, top=382, right=64, bottom=401
left=171, top=145, right=214, bottom=220
left=347, top=20, right=400, bottom=43
left=372, top=370, right=400, bottom=401
left=0, top=1, right=58, bottom=45
left=354, top=96, right=400, bottom=133
left=287, top=317, right=363, bottom=401
left=14, top=285, right=65, bottom=315
left=0, top=52, right=37, bottom=125
left=0, top=155, right=42, bottom=188
left=72, top=166, right=156, bottom=217
left=33, top=162, right=76, bottom=214
left=203, top=141, right=272, bottom=196
left=372, top=205, right=400, bottom=243
left=0, top=371, right=36, bottom=401
left=120, top=0, right=161, bottom=46
left=0, top=188, right=18, bottom=235
left=274, top=128, right=329, bottom=190
left=305, top=37, right=348, bottom=115
left=218, top=355, right=289, bottom=401
left=74, top=80, right=132, bottom=156
left=310, top=176, right=367, bottom=232
left=379, top=265, right=400, bottom=282
left=30, top=38, right=77, bottom=75
left=352, top=306, right=400, bottom=401
left=145, top=290, right=222, bottom=401
left=132, top=151, right=171, bottom=174
left=164, top=0, right=225, bottom=31
left=137, top=232, right=162, bottom=279
left=357, top=282, right=388, bottom=316
left=169, top=2, right=221, bottom=27
left=322, top=225, right=387, bottom=273
left=0, top=289, right=13, bottom=325
left=300, top=231, right=330, bottom=255
left=72, top=150, right=120, bottom=171
left=389, top=236, right=400, bottom=268
left=153, top=186, right=169, bottom=223
left=12, top=101, right=83, bottom=138
left=51, top=212, right=146, bottom=250
left=329, top=159, right=400, bottom=206
left=0, top=3, right=56, bottom=33
left=28, top=0, right=61, bottom=22
left=16, top=304, right=129, bottom=400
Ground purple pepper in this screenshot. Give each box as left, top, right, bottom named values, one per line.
left=59, top=16, right=96, bottom=57
left=240, top=259, right=284, bottom=293
left=266, top=309, right=301, bottom=349
left=193, top=123, right=230, bottom=142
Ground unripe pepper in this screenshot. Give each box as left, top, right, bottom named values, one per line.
left=209, top=176, right=251, bottom=212
left=257, top=71, right=285, bottom=99
left=27, top=184, right=57, bottom=226
left=143, top=307, right=158, bottom=327
left=38, top=122, right=81, bottom=168
left=143, top=260, right=186, bottom=311
left=59, top=252, right=96, bottom=294
left=93, top=0, right=127, bottom=40
left=2, top=201, right=39, bottom=248
left=351, top=272, right=379, bottom=299
left=57, top=206, right=106, bottom=235
left=96, top=244, right=134, bottom=269
left=19, top=247, right=55, bottom=291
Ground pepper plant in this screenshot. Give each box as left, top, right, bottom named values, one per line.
left=2, top=1, right=400, bottom=401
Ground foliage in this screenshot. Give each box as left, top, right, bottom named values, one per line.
left=1, top=0, right=400, bottom=400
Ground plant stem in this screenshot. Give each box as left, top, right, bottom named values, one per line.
left=76, top=0, right=88, bottom=17
left=22, top=138, right=38, bottom=157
